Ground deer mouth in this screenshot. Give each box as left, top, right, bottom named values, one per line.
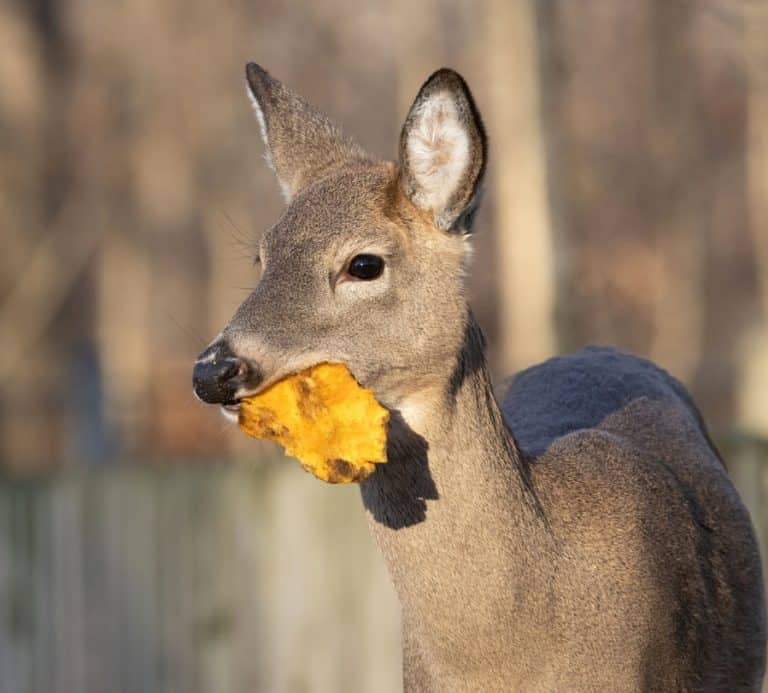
left=220, top=400, right=242, bottom=422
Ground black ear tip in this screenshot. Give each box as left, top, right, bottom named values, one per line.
left=423, top=67, right=469, bottom=93
left=431, top=67, right=464, bottom=80
left=245, top=63, right=272, bottom=91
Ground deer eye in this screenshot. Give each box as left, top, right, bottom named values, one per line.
left=347, top=254, right=385, bottom=280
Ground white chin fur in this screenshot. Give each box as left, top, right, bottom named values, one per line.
left=219, top=404, right=241, bottom=424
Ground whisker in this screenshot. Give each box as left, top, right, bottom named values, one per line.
left=219, top=209, right=255, bottom=249
left=166, top=312, right=208, bottom=349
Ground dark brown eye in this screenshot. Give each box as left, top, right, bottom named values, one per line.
left=347, top=254, right=384, bottom=280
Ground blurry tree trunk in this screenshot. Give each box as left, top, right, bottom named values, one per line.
left=97, top=231, right=151, bottom=451
left=739, top=3, right=768, bottom=436
left=746, top=5, right=768, bottom=316
left=0, top=0, right=100, bottom=466
left=536, top=3, right=658, bottom=355
left=0, top=205, right=101, bottom=383
left=391, top=0, right=441, bottom=118
left=670, top=6, right=753, bottom=427
left=646, top=0, right=704, bottom=383
left=485, top=0, right=556, bottom=374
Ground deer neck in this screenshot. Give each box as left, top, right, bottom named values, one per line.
left=360, top=314, right=548, bottom=619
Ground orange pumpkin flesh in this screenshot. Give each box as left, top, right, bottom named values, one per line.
left=238, top=363, right=389, bottom=483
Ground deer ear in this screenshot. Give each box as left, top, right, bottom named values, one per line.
left=245, top=63, right=372, bottom=202
left=399, top=69, right=487, bottom=232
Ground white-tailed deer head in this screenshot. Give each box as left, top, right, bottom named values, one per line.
left=192, top=64, right=487, bottom=420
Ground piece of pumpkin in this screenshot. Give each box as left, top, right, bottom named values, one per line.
left=238, top=363, right=389, bottom=483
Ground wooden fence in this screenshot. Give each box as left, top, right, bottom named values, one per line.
left=0, top=461, right=401, bottom=693
left=1, top=438, right=767, bottom=693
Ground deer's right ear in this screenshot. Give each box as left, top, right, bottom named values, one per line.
left=245, top=63, right=371, bottom=203
left=399, top=69, right=487, bottom=232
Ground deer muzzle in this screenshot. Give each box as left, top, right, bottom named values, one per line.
left=192, top=339, right=262, bottom=405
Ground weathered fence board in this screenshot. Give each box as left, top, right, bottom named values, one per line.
left=1, top=441, right=767, bottom=693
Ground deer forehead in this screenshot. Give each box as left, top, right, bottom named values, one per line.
left=259, top=164, right=462, bottom=266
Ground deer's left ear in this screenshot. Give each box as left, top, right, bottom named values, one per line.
left=399, top=69, right=487, bottom=232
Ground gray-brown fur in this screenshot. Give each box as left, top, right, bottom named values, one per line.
left=197, top=64, right=766, bottom=691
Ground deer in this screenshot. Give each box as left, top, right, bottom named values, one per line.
left=192, top=63, right=767, bottom=691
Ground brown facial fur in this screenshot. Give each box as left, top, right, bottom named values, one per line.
left=203, top=65, right=766, bottom=691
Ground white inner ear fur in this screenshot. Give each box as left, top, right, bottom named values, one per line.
left=407, top=91, right=470, bottom=223
left=246, top=87, right=292, bottom=202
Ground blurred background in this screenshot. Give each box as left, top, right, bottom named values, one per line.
left=1, top=0, right=768, bottom=691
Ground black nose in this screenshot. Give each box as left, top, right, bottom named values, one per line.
left=192, top=340, right=260, bottom=404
